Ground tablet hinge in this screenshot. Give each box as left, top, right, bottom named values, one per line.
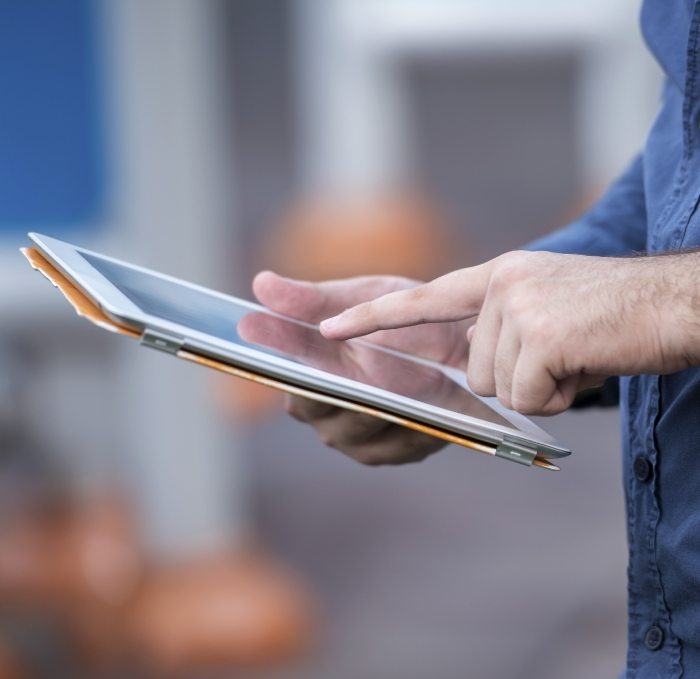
left=140, top=330, right=184, bottom=355
left=495, top=438, right=538, bottom=466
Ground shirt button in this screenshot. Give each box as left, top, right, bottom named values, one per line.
left=644, top=625, right=664, bottom=651
left=634, top=456, right=652, bottom=483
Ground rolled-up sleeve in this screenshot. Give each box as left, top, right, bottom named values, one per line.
left=523, top=155, right=647, bottom=255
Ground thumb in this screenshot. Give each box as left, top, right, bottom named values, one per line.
left=252, top=271, right=418, bottom=324
left=320, top=262, right=494, bottom=340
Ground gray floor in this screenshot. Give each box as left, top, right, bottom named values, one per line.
left=244, top=406, right=627, bottom=679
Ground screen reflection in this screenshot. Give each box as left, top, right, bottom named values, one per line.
left=237, top=311, right=511, bottom=427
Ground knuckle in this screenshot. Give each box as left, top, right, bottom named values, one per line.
left=490, top=267, right=522, bottom=296
left=504, top=290, right=533, bottom=319
left=521, top=318, right=551, bottom=349
left=490, top=253, right=532, bottom=294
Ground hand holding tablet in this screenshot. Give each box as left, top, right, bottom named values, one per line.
left=246, top=271, right=488, bottom=466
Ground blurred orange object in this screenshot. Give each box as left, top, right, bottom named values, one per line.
left=0, top=494, right=142, bottom=668
left=268, top=191, right=456, bottom=281
left=219, top=191, right=459, bottom=422
left=0, top=495, right=141, bottom=612
left=0, top=494, right=316, bottom=675
left=125, top=550, right=316, bottom=675
left=0, top=643, right=27, bottom=679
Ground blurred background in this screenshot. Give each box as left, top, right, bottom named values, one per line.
left=0, top=0, right=661, bottom=677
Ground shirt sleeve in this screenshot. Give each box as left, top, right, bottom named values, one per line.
left=523, top=154, right=647, bottom=255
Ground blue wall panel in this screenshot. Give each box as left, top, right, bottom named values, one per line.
left=0, top=0, right=107, bottom=236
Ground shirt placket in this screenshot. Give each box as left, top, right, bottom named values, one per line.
left=625, top=4, right=700, bottom=677
left=623, top=374, right=679, bottom=677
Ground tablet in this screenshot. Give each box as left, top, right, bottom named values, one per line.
left=25, top=233, right=571, bottom=470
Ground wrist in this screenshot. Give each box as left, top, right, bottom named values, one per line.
left=644, top=252, right=700, bottom=371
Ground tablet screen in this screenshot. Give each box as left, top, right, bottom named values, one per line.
left=80, top=251, right=514, bottom=428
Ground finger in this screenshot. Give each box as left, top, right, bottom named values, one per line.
left=492, top=321, right=521, bottom=409
left=287, top=399, right=444, bottom=465
left=466, top=306, right=502, bottom=398
left=545, top=375, right=580, bottom=415
left=510, top=352, right=577, bottom=415
left=312, top=409, right=390, bottom=449
left=339, top=424, right=444, bottom=466
left=320, top=262, right=495, bottom=340
left=252, top=271, right=416, bottom=324
left=284, top=394, right=338, bottom=423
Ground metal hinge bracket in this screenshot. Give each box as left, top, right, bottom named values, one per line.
left=495, top=438, right=538, bottom=466
left=140, top=330, right=184, bottom=355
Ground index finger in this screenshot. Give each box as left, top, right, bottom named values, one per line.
left=320, top=262, right=494, bottom=340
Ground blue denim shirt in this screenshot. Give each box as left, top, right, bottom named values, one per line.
left=527, top=2, right=700, bottom=676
